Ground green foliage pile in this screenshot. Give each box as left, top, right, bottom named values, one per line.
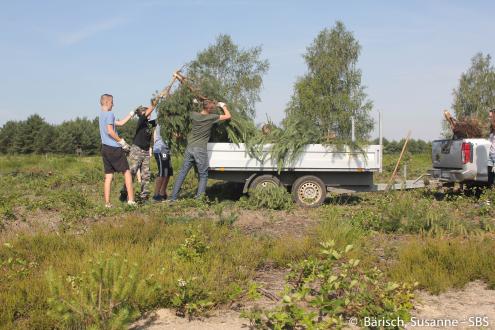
left=240, top=185, right=294, bottom=211
left=244, top=241, right=415, bottom=329
left=156, top=34, right=267, bottom=155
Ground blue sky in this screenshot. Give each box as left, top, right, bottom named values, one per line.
left=1, top=0, right=494, bottom=140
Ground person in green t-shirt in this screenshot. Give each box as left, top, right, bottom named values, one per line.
left=170, top=99, right=231, bottom=200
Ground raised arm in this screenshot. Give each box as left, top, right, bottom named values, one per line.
left=144, top=104, right=155, bottom=118
left=116, top=111, right=135, bottom=126
left=217, top=102, right=231, bottom=121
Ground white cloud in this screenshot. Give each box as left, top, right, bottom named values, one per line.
left=59, top=17, right=127, bottom=46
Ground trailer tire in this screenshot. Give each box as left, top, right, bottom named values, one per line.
left=292, top=175, right=326, bottom=207
left=249, top=174, right=281, bottom=191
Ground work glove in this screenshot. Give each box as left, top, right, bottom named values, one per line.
left=129, top=110, right=135, bottom=118
left=118, top=138, right=131, bottom=153
left=193, top=98, right=199, bottom=104
left=217, top=102, right=226, bottom=108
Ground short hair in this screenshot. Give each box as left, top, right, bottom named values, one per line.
left=100, top=94, right=113, bottom=105
left=202, top=99, right=215, bottom=108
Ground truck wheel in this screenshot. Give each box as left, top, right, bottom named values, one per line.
left=291, top=175, right=326, bottom=207
left=250, top=174, right=281, bottom=191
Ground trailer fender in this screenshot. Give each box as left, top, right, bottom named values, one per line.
left=243, top=173, right=258, bottom=194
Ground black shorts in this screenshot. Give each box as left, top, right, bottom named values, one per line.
left=154, top=152, right=173, bottom=177
left=101, top=144, right=130, bottom=174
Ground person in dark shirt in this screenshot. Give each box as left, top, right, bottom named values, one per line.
left=120, top=104, right=156, bottom=202
left=170, top=99, right=231, bottom=201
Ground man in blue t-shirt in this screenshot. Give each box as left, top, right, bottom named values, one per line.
left=98, top=93, right=136, bottom=207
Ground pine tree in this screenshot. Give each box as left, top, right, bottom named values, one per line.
left=46, top=255, right=159, bottom=329
left=0, top=121, right=19, bottom=154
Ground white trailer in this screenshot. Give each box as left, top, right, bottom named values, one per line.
left=206, top=114, right=427, bottom=207
left=207, top=142, right=426, bottom=207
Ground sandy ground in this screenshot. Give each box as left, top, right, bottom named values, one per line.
left=132, top=280, right=495, bottom=330
left=407, top=281, right=495, bottom=330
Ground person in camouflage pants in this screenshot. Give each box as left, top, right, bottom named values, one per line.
left=127, top=144, right=151, bottom=199
left=120, top=105, right=156, bottom=202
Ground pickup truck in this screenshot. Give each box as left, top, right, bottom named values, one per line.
left=429, top=138, right=490, bottom=184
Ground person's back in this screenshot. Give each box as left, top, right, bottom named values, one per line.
left=187, top=112, right=220, bottom=149
left=170, top=100, right=231, bottom=201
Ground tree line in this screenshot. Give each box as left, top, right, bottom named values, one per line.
left=0, top=114, right=136, bottom=155
left=0, top=114, right=431, bottom=155
left=372, top=138, right=431, bottom=154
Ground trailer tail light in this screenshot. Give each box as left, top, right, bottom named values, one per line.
left=461, top=142, right=473, bottom=164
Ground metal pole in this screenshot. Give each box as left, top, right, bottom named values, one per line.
left=351, top=116, right=355, bottom=142
left=379, top=111, right=383, bottom=173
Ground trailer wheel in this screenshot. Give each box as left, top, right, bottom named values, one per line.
left=292, top=175, right=326, bottom=207
left=250, top=174, right=281, bottom=191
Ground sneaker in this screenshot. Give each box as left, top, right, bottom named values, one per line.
left=160, top=194, right=168, bottom=200
left=152, top=195, right=163, bottom=202
left=105, top=203, right=113, bottom=208
left=127, top=200, right=138, bottom=207
left=119, top=190, right=128, bottom=202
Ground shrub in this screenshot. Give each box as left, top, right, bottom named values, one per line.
left=241, top=185, right=293, bottom=210
left=172, top=276, right=213, bottom=318
left=244, top=241, right=416, bottom=329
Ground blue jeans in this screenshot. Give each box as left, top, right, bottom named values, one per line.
left=170, top=146, right=209, bottom=200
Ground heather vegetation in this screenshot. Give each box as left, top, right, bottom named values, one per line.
left=1, top=153, right=494, bottom=329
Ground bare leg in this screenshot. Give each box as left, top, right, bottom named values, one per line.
left=124, top=170, right=134, bottom=202
left=104, top=173, right=113, bottom=205
left=159, top=176, right=170, bottom=197
left=154, top=177, right=163, bottom=196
